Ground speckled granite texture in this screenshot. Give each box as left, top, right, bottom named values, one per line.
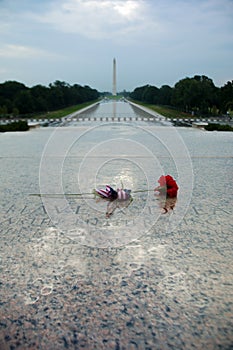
left=0, top=109, right=233, bottom=349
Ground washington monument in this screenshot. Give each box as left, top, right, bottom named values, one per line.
left=112, top=58, right=117, bottom=96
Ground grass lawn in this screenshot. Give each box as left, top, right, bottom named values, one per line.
left=131, top=101, right=193, bottom=119
left=35, top=100, right=99, bottom=120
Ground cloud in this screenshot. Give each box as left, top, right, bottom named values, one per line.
left=32, top=0, right=159, bottom=41
left=28, top=0, right=233, bottom=50
left=0, top=44, right=63, bottom=59
left=0, top=0, right=232, bottom=89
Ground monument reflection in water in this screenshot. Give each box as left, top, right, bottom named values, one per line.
left=0, top=100, right=232, bottom=350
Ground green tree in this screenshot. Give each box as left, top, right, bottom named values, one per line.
left=0, top=81, right=27, bottom=99
left=220, top=81, right=233, bottom=113
left=142, top=85, right=159, bottom=104
left=172, top=75, right=218, bottom=115
left=31, top=85, right=49, bottom=112
left=14, top=90, right=35, bottom=114
left=158, top=85, right=172, bottom=105
left=130, top=85, right=148, bottom=101
left=0, top=105, right=8, bottom=117
left=12, top=107, right=19, bottom=117
left=48, top=80, right=65, bottom=110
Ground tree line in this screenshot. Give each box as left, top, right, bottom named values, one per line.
left=1, top=75, right=233, bottom=117
left=0, top=80, right=99, bottom=117
left=130, top=75, right=233, bottom=116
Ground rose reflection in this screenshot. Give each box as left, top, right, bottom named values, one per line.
left=155, top=194, right=177, bottom=214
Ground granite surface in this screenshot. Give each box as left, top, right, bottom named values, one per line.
left=0, top=109, right=233, bottom=349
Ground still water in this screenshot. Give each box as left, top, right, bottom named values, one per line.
left=0, top=101, right=233, bottom=349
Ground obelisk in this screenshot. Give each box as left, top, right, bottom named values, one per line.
left=112, top=58, right=117, bottom=96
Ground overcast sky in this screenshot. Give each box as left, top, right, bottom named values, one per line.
left=0, top=0, right=232, bottom=92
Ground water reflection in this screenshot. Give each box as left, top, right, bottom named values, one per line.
left=112, top=100, right=116, bottom=119
left=67, top=100, right=167, bottom=125
left=155, top=194, right=177, bottom=214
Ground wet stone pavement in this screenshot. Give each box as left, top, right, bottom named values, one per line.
left=0, top=123, right=233, bottom=350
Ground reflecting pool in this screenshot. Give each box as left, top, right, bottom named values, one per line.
left=0, top=101, right=233, bottom=349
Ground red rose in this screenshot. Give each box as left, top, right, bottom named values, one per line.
left=156, top=175, right=178, bottom=198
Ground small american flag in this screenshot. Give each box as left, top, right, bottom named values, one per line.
left=117, top=188, right=131, bottom=201
left=95, top=185, right=118, bottom=200
left=95, top=186, right=131, bottom=201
